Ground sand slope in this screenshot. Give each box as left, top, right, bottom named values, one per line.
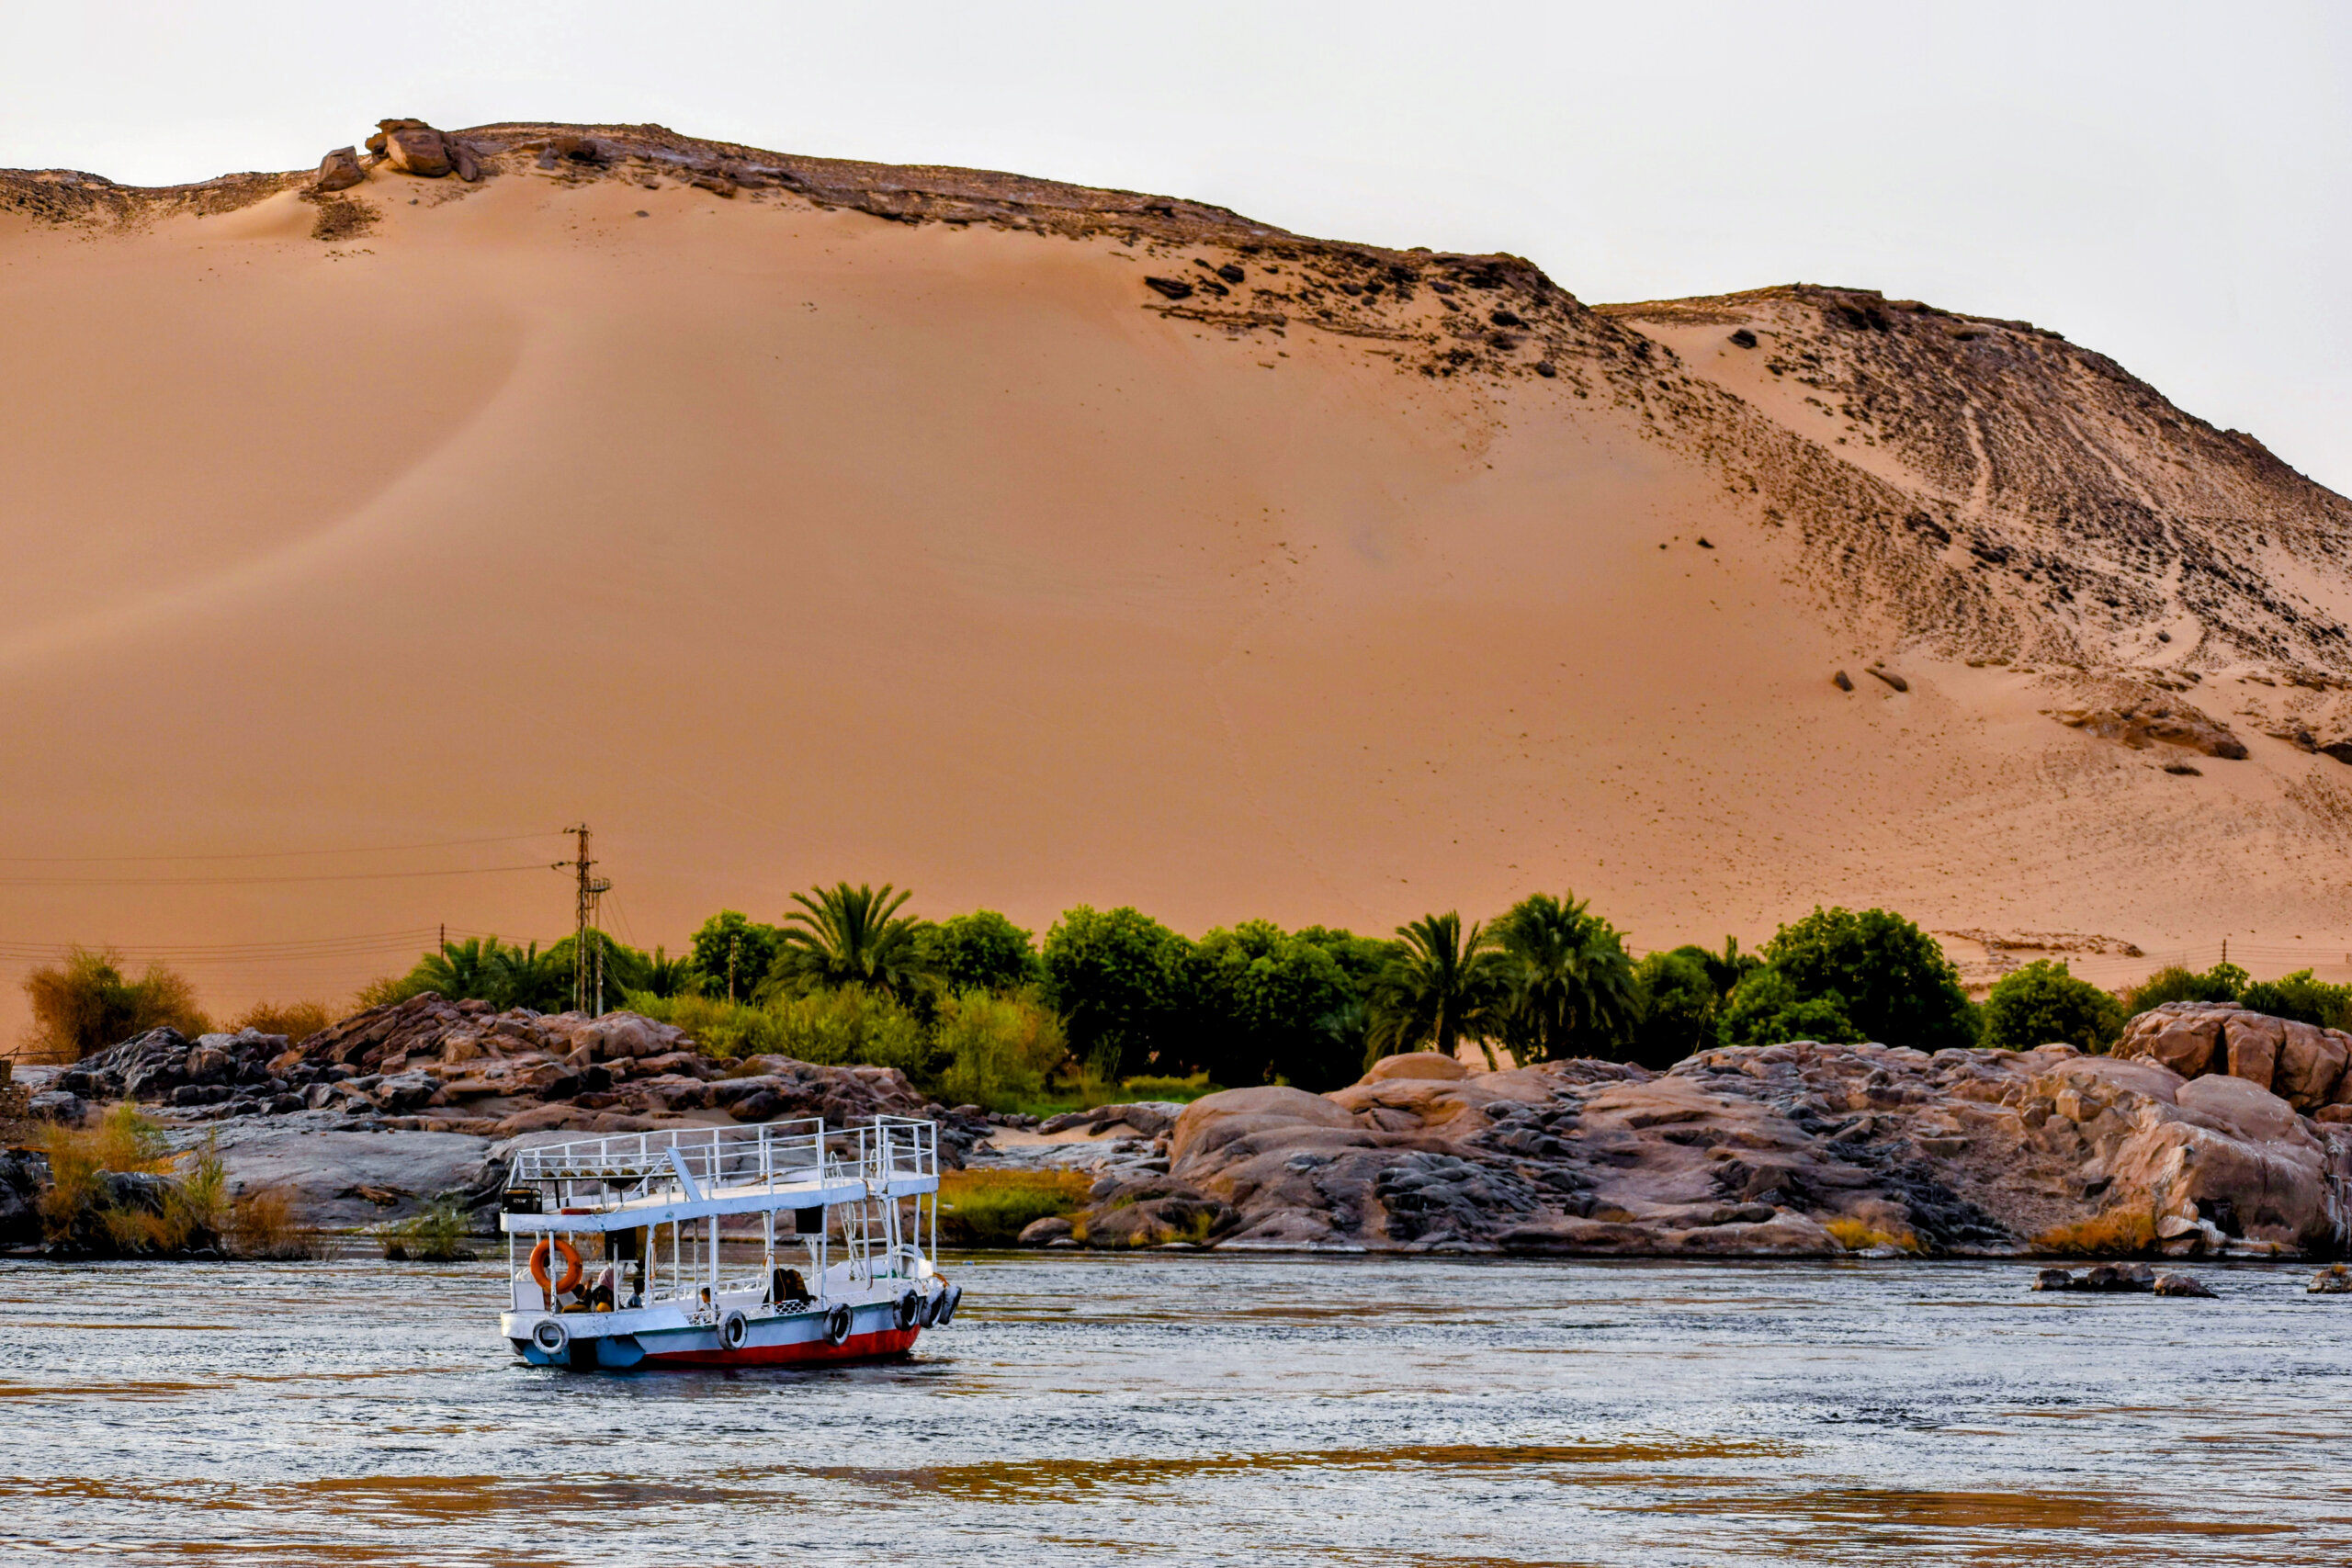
left=3, top=123, right=2349, bottom=1026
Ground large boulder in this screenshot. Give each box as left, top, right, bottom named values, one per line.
left=2113, top=1002, right=2352, bottom=1111
left=379, top=119, right=452, bottom=178
left=312, top=147, right=365, bottom=192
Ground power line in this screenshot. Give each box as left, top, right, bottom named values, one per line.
left=0, top=831, right=567, bottom=864
left=0, top=863, right=559, bottom=888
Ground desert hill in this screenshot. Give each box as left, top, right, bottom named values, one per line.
left=3, top=118, right=2349, bottom=1029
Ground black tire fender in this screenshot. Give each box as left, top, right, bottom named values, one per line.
left=896, top=1291, right=922, bottom=1331
left=823, top=1303, right=853, bottom=1347
left=935, top=1281, right=962, bottom=1326
left=720, top=1309, right=749, bottom=1351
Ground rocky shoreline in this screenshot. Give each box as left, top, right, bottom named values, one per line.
left=6, top=998, right=2350, bottom=1263
left=1011, top=1010, right=2352, bottom=1260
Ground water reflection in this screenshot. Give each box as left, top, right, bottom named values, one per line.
left=2, top=1254, right=2346, bottom=1564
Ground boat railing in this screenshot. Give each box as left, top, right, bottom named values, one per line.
left=510, top=1115, right=936, bottom=1210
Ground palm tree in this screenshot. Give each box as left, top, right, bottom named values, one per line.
left=1365, top=912, right=1506, bottom=1069
left=1494, top=893, right=1641, bottom=1064
left=769, top=882, right=933, bottom=1000
left=417, top=936, right=542, bottom=1009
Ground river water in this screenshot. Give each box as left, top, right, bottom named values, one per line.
left=2, top=1253, right=2346, bottom=1565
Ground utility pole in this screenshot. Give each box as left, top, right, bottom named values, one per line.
left=557, top=823, right=613, bottom=1017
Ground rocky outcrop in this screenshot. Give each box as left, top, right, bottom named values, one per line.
left=2111, top=1003, right=2352, bottom=1112
left=2054, top=703, right=2249, bottom=760
left=311, top=147, right=365, bottom=193
left=1040, top=1038, right=2352, bottom=1258
left=364, top=119, right=481, bottom=182
left=62, top=1027, right=301, bottom=1113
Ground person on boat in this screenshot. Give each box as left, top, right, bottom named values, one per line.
left=587, top=1261, right=617, bottom=1312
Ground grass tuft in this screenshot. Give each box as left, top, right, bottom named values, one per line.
left=1824, top=1217, right=1918, bottom=1253
left=938, top=1168, right=1092, bottom=1247
left=379, top=1200, right=475, bottom=1261
left=2033, top=1206, right=2158, bottom=1256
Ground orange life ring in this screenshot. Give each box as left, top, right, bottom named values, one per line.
left=529, top=1236, right=583, bottom=1297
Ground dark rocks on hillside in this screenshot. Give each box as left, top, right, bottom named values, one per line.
left=2056, top=704, right=2249, bottom=761
left=312, top=147, right=365, bottom=193
left=1834, top=671, right=1854, bottom=691
left=1144, top=276, right=1194, bottom=300
left=1868, top=667, right=1909, bottom=692
left=1729, top=328, right=1758, bottom=348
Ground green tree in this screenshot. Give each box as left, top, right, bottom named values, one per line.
left=767, top=883, right=933, bottom=1002
left=918, top=910, right=1043, bottom=995
left=2124, top=962, right=2248, bottom=1014
left=1629, top=950, right=1719, bottom=1067
left=1980, top=960, right=2128, bottom=1052
left=1040, top=906, right=1196, bottom=1080
left=2233, top=969, right=2352, bottom=1031
left=1716, top=969, right=1862, bottom=1047
left=687, top=911, right=783, bottom=1002
left=1192, top=920, right=1361, bottom=1090
left=1756, top=907, right=1977, bottom=1050
left=1366, top=912, right=1506, bottom=1068
left=1492, top=893, right=1641, bottom=1065
left=1672, top=936, right=1762, bottom=1000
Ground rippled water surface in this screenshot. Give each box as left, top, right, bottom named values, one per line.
left=3, top=1254, right=2348, bottom=1564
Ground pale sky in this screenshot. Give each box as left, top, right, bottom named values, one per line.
left=6, top=0, right=2349, bottom=494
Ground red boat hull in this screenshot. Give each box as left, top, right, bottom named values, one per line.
left=642, top=1325, right=920, bottom=1368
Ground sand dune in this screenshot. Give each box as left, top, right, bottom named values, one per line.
left=3, top=121, right=2349, bottom=1032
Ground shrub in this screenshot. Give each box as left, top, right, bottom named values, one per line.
left=232, top=999, right=335, bottom=1044
left=626, top=987, right=933, bottom=1074
left=2123, top=963, right=2246, bottom=1013
left=380, top=1201, right=474, bottom=1261
left=919, top=911, right=1043, bottom=996
left=1116, top=1075, right=1221, bottom=1103
left=230, top=1185, right=324, bottom=1260
left=622, top=991, right=788, bottom=1058
left=1042, top=906, right=1196, bottom=1080
left=2233, top=970, right=2352, bottom=1031
left=36, top=1108, right=220, bottom=1254
left=21, top=947, right=210, bottom=1063
left=1823, top=1217, right=1918, bottom=1253
left=933, top=988, right=1069, bottom=1111
left=1628, top=951, right=1718, bottom=1068
left=936, top=1168, right=1091, bottom=1247
left=1980, top=961, right=2128, bottom=1052
left=2033, top=1206, right=2157, bottom=1256
left=1752, top=908, right=1978, bottom=1051
left=1716, top=969, right=1862, bottom=1048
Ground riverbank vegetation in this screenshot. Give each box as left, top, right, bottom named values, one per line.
left=935, top=1168, right=1091, bottom=1247
left=31, top=882, right=2352, bottom=1106
left=28, top=1104, right=319, bottom=1258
